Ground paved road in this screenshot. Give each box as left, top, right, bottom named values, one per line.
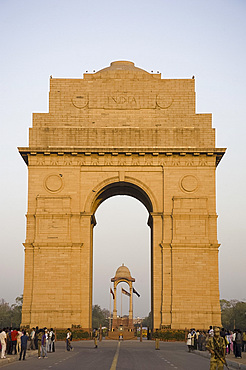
left=1, top=340, right=210, bottom=369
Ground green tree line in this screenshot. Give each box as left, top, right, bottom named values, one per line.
left=1, top=298, right=246, bottom=331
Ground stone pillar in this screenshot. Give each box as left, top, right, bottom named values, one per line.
left=113, top=283, right=117, bottom=320
left=151, top=213, right=163, bottom=330
left=129, top=283, right=133, bottom=320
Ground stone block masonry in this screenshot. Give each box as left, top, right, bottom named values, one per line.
left=19, top=61, right=226, bottom=331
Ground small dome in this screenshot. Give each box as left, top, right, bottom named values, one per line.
left=111, top=263, right=135, bottom=282
left=97, top=60, right=150, bottom=75
left=116, top=264, right=131, bottom=278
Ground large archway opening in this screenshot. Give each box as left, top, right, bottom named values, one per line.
left=92, top=182, right=153, bottom=327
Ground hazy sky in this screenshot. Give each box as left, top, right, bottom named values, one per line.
left=0, top=0, right=245, bottom=318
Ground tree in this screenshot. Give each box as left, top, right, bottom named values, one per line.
left=0, top=295, right=23, bottom=328
left=11, top=295, right=23, bottom=328
left=92, top=305, right=110, bottom=329
left=142, top=312, right=152, bottom=328
left=0, top=299, right=11, bottom=327
left=220, top=299, right=246, bottom=330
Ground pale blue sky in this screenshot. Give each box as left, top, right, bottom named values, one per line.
left=0, top=0, right=245, bottom=318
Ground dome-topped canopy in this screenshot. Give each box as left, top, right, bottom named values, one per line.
left=111, top=263, right=135, bottom=282
left=96, top=60, right=150, bottom=75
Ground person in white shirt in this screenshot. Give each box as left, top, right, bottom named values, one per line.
left=66, top=329, right=73, bottom=351
left=209, top=325, right=214, bottom=337
left=45, top=329, right=49, bottom=353
left=17, top=329, right=23, bottom=353
left=187, top=330, right=192, bottom=352
left=30, top=328, right=35, bottom=350
left=49, top=328, right=55, bottom=352
left=0, top=328, right=7, bottom=359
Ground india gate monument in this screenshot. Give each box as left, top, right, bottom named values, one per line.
left=18, top=60, right=226, bottom=331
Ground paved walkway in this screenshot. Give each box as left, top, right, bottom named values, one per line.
left=0, top=349, right=38, bottom=367
left=195, top=349, right=246, bottom=369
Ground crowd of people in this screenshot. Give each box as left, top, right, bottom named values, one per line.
left=0, top=326, right=57, bottom=360
left=187, top=326, right=246, bottom=358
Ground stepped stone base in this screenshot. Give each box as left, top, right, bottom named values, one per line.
left=107, top=331, right=137, bottom=340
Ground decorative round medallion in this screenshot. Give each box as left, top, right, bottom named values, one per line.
left=156, top=94, right=173, bottom=109
left=71, top=95, right=88, bottom=109
left=180, top=175, right=198, bottom=193
left=44, top=174, right=63, bottom=193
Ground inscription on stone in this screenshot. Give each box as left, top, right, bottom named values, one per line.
left=107, top=94, right=138, bottom=109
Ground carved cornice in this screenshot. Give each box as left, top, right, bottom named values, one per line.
left=18, top=147, right=226, bottom=167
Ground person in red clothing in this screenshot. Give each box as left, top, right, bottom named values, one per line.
left=11, top=328, right=18, bottom=355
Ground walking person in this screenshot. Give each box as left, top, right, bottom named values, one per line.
left=19, top=331, right=28, bottom=361
left=0, top=328, right=7, bottom=359
left=66, top=329, right=73, bottom=351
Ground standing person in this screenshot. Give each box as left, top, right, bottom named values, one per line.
left=242, top=331, right=246, bottom=352
left=194, top=330, right=199, bottom=350
left=48, top=329, right=52, bottom=352
left=235, top=329, right=242, bottom=358
left=17, top=328, right=22, bottom=353
left=6, top=328, right=12, bottom=355
left=191, top=329, right=196, bottom=351
left=94, top=329, right=99, bottom=349
left=34, top=326, right=39, bottom=350
left=229, top=331, right=234, bottom=354
left=41, top=330, right=48, bottom=358
left=0, top=328, right=7, bottom=359
left=44, top=329, right=49, bottom=354
left=225, top=331, right=231, bottom=354
left=11, top=328, right=18, bottom=355
left=187, top=330, right=192, bottom=352
left=197, top=330, right=202, bottom=351
left=49, top=328, right=55, bottom=352
left=220, top=328, right=226, bottom=341
left=66, top=329, right=73, bottom=351
left=30, top=328, right=35, bottom=350
left=6, top=328, right=13, bottom=355
left=19, top=330, right=28, bottom=361
left=209, top=326, right=214, bottom=337
left=201, top=331, right=207, bottom=351
left=232, top=330, right=236, bottom=355
left=37, top=329, right=42, bottom=359
left=206, top=327, right=227, bottom=370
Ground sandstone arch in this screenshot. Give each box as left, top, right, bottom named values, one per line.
left=19, top=61, right=226, bottom=330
